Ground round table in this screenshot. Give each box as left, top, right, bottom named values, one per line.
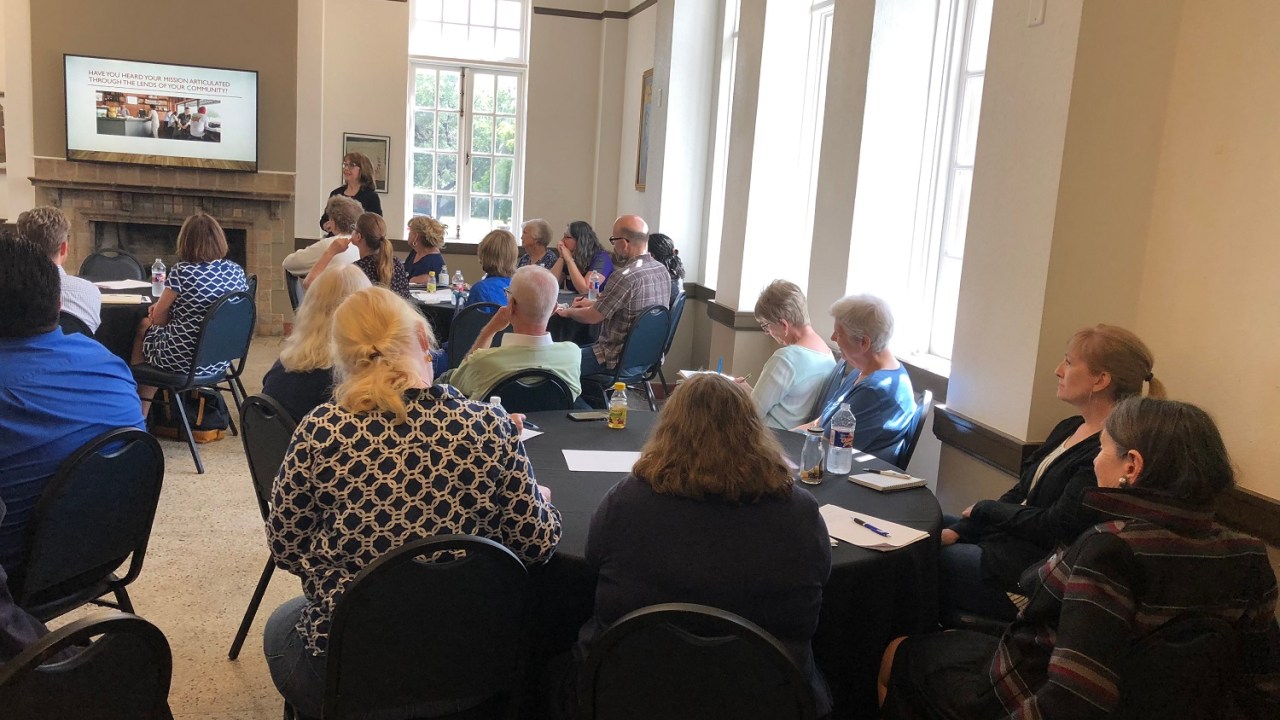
left=521, top=410, right=941, bottom=719
left=96, top=294, right=154, bottom=363
left=413, top=289, right=597, bottom=346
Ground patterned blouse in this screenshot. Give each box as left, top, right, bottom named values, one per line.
left=142, top=259, right=248, bottom=375
left=354, top=254, right=412, bottom=300
left=518, top=247, right=560, bottom=270
left=267, top=385, right=562, bottom=655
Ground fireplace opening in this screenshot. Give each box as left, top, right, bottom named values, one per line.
left=93, top=221, right=247, bottom=269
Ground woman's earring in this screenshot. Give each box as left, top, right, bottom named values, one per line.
left=1118, top=476, right=1130, bottom=489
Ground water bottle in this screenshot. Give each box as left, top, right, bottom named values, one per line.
left=438, top=265, right=449, bottom=290
left=150, top=258, right=166, bottom=297
left=607, top=382, right=628, bottom=429
left=827, top=403, right=856, bottom=475
left=587, top=274, right=601, bottom=301
left=799, top=427, right=827, bottom=484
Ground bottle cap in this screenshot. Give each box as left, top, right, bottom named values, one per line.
left=489, top=396, right=502, bottom=406
left=807, top=427, right=824, bottom=435
left=613, top=382, right=626, bottom=390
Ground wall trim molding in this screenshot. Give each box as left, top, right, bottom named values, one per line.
left=533, top=0, right=656, bottom=21
left=293, top=238, right=478, bottom=256
left=1216, top=486, right=1280, bottom=546
left=706, top=299, right=761, bottom=330
left=933, top=406, right=1038, bottom=477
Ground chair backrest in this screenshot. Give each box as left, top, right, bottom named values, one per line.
left=324, top=535, right=531, bottom=720
left=239, top=394, right=298, bottom=521
left=0, top=611, right=172, bottom=720
left=13, top=429, right=164, bottom=616
left=808, top=360, right=849, bottom=421
left=79, top=250, right=146, bottom=282
left=892, top=389, right=934, bottom=471
left=484, top=369, right=575, bottom=412
left=285, top=272, right=305, bottom=312
left=580, top=603, right=816, bottom=720
left=612, top=305, right=669, bottom=379
left=1113, top=615, right=1238, bottom=720
left=188, top=291, right=256, bottom=380
left=664, top=291, right=686, bottom=356
left=59, top=311, right=94, bottom=338
left=448, top=302, right=506, bottom=369
left=245, top=273, right=258, bottom=300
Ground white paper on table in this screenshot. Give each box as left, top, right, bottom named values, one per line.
left=100, top=294, right=152, bottom=305
left=818, top=504, right=929, bottom=552
left=519, top=428, right=543, bottom=442
left=95, top=279, right=153, bottom=290
left=410, top=289, right=455, bottom=305
left=562, top=450, right=642, bottom=473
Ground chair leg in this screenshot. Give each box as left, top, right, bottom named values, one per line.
left=229, top=557, right=276, bottom=660
left=644, top=381, right=657, bottom=412
left=173, top=392, right=205, bottom=473
left=658, top=367, right=669, bottom=396
left=113, top=585, right=134, bottom=613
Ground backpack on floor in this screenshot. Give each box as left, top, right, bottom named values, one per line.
left=148, top=388, right=231, bottom=443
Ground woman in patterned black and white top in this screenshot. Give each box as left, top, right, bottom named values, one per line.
left=262, top=286, right=562, bottom=718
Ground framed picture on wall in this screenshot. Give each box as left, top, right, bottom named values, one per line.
left=635, top=68, right=654, bottom=191
left=342, top=132, right=391, bottom=194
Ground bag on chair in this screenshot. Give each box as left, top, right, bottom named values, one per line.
left=148, top=388, right=230, bottom=443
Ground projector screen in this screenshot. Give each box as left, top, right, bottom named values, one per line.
left=64, top=55, right=259, bottom=172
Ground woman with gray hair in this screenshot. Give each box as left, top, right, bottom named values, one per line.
left=802, top=293, right=916, bottom=464
left=737, top=280, right=835, bottom=429
left=518, top=218, right=560, bottom=270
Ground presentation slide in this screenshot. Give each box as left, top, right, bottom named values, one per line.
left=64, top=55, right=258, bottom=172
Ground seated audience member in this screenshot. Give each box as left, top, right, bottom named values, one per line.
left=404, top=215, right=448, bottom=284
left=262, top=265, right=371, bottom=422
left=263, top=286, right=561, bottom=718
left=17, top=206, right=102, bottom=332
left=442, top=265, right=582, bottom=401
left=940, top=325, right=1163, bottom=622
left=737, top=280, right=835, bottom=430
left=556, top=215, right=672, bottom=407
left=648, top=232, right=685, bottom=307
left=879, top=397, right=1280, bottom=720
left=0, top=240, right=144, bottom=577
left=800, top=294, right=915, bottom=462
left=549, top=220, right=613, bottom=293
left=282, top=195, right=362, bottom=278
left=132, top=212, right=248, bottom=413
left=306, top=212, right=410, bottom=300
left=552, top=375, right=832, bottom=718
left=518, top=218, right=561, bottom=271
left=465, top=229, right=518, bottom=307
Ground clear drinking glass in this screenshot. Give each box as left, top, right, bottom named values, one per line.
left=799, top=427, right=827, bottom=485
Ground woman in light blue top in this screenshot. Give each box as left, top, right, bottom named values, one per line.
left=738, top=280, right=835, bottom=429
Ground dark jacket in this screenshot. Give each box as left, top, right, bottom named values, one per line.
left=319, top=185, right=383, bottom=232
left=949, top=416, right=1099, bottom=591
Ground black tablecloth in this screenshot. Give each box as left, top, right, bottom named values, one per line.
left=522, top=410, right=941, bottom=719
left=96, top=300, right=152, bottom=362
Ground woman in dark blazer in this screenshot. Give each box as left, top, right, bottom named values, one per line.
left=318, top=152, right=382, bottom=233
left=938, top=325, right=1164, bottom=621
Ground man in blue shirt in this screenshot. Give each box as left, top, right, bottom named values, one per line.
left=0, top=239, right=145, bottom=577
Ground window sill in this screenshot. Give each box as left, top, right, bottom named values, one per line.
left=898, top=353, right=949, bottom=405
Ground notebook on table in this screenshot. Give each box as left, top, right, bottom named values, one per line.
left=848, top=472, right=927, bottom=492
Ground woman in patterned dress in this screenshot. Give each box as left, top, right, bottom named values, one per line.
left=305, top=212, right=411, bottom=300
left=262, top=286, right=562, bottom=718
left=132, top=212, right=248, bottom=412
left=517, top=217, right=560, bottom=270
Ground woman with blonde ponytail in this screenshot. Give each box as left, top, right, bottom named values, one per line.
left=938, top=324, right=1164, bottom=624
left=262, top=286, right=561, bottom=716
left=305, top=212, right=411, bottom=299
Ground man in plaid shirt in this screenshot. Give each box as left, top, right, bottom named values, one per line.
left=556, top=215, right=671, bottom=407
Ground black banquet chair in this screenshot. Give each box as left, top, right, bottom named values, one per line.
left=9, top=428, right=164, bottom=623
left=227, top=394, right=297, bottom=661
left=448, top=302, right=507, bottom=369
left=59, top=310, right=94, bottom=338
left=285, top=271, right=306, bottom=312
left=642, top=290, right=686, bottom=392
left=288, top=535, right=532, bottom=720
left=892, top=389, right=934, bottom=471
left=130, top=290, right=256, bottom=473
left=582, top=305, right=669, bottom=411
left=0, top=611, right=173, bottom=720
left=579, top=603, right=817, bottom=720
left=483, top=368, right=576, bottom=413
left=79, top=249, right=147, bottom=282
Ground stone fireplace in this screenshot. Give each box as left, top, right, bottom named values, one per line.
left=30, top=157, right=294, bottom=335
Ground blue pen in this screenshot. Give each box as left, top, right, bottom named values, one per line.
left=853, top=516, right=891, bottom=538
left=716, top=357, right=723, bottom=374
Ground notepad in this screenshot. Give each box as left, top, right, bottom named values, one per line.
left=95, top=279, right=152, bottom=290
left=819, top=504, right=929, bottom=551
left=849, top=472, right=927, bottom=492
left=100, top=294, right=151, bottom=305
left=677, top=369, right=735, bottom=381
left=519, top=428, right=543, bottom=442
left=562, top=450, right=641, bottom=473
left=409, top=289, right=454, bottom=304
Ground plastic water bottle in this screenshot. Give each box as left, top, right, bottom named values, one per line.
left=150, top=258, right=166, bottom=297
left=452, top=269, right=465, bottom=290
left=826, top=403, right=856, bottom=475
left=438, top=265, right=449, bottom=290
left=608, top=382, right=628, bottom=429
left=490, top=396, right=503, bottom=413
left=587, top=274, right=601, bottom=301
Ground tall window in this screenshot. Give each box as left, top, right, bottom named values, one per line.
left=798, top=1, right=835, bottom=276
left=701, top=0, right=741, bottom=290
left=409, top=1, right=527, bottom=240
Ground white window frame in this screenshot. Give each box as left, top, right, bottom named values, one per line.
left=409, top=0, right=530, bottom=65
left=797, top=1, right=835, bottom=282
left=700, top=0, right=742, bottom=291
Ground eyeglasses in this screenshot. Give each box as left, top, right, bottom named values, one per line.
left=341, top=161, right=359, bottom=169
left=608, top=236, right=627, bottom=244
left=758, top=320, right=774, bottom=331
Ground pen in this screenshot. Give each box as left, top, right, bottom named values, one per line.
left=871, top=469, right=913, bottom=480
left=524, top=421, right=541, bottom=431
left=716, top=357, right=724, bottom=374
left=854, top=516, right=891, bottom=538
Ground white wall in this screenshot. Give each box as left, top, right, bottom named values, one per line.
left=3, top=0, right=33, bottom=220
left=614, top=4, right=656, bottom=218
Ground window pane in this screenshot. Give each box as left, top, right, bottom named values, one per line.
left=967, top=0, right=994, bottom=73
left=443, top=0, right=468, bottom=23
left=414, top=69, right=437, bottom=108
left=415, top=0, right=443, bottom=20
left=954, top=75, right=984, bottom=166
left=493, top=157, right=513, bottom=195
left=438, top=72, right=461, bottom=110
left=437, top=112, right=459, bottom=151
left=471, top=156, right=493, bottom=194
left=494, top=198, right=513, bottom=224
left=438, top=195, right=457, bottom=224
left=413, top=153, right=434, bottom=190
left=929, top=257, right=962, bottom=359
left=496, top=76, right=517, bottom=114
left=437, top=154, right=457, bottom=191
left=471, top=115, right=494, bottom=153
left=495, top=29, right=521, bottom=57
left=494, top=117, right=516, bottom=155
left=410, top=21, right=442, bottom=56
left=414, top=110, right=435, bottom=149
left=472, top=73, right=495, bottom=113
left=496, top=0, right=522, bottom=29
left=470, top=26, right=496, bottom=54
left=470, top=196, right=491, bottom=221
left=413, top=193, right=434, bottom=216
left=441, top=22, right=468, bottom=50
left=471, top=0, right=496, bottom=26
left=943, top=168, right=972, bottom=257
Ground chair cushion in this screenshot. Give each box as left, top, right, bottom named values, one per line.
left=130, top=363, right=227, bottom=388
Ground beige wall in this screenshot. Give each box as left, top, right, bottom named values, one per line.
left=615, top=3, right=656, bottom=218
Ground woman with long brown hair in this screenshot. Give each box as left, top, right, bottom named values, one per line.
left=306, top=212, right=410, bottom=300
left=557, top=374, right=834, bottom=717
left=317, top=151, right=382, bottom=233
